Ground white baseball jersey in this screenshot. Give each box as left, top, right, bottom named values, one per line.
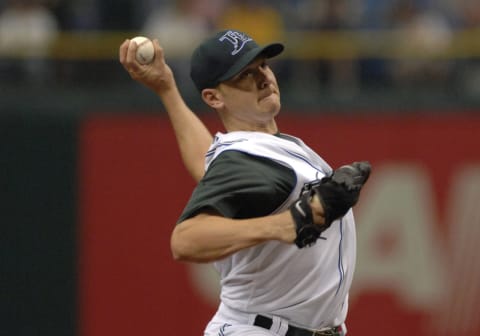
left=180, top=131, right=356, bottom=334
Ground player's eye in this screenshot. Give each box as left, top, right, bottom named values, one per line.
left=239, top=69, right=253, bottom=79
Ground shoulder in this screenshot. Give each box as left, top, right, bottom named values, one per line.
left=205, top=131, right=303, bottom=168
left=177, top=150, right=296, bottom=222
left=205, top=150, right=295, bottom=187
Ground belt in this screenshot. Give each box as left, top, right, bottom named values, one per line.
left=253, top=315, right=343, bottom=336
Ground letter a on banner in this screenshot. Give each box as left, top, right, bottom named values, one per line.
left=352, top=164, right=446, bottom=309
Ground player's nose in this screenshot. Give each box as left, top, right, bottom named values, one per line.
left=257, top=67, right=271, bottom=89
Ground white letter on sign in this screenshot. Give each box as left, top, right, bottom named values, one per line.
left=351, top=164, right=446, bottom=309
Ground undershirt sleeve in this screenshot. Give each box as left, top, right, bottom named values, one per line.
left=177, top=150, right=296, bottom=223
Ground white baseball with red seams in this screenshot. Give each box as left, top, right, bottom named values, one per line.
left=130, top=36, right=155, bottom=65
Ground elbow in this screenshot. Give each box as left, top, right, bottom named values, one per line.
left=170, top=217, right=221, bottom=263
left=170, top=244, right=187, bottom=262
left=170, top=228, right=187, bottom=261
left=170, top=224, right=197, bottom=262
left=170, top=243, right=181, bottom=261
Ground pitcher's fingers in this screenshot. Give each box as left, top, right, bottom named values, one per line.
left=125, top=39, right=140, bottom=66
left=119, top=39, right=130, bottom=64
left=152, top=39, right=166, bottom=63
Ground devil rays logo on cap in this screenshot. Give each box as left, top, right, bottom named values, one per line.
left=219, top=31, right=253, bottom=55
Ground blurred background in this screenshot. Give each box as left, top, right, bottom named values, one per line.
left=2, top=0, right=480, bottom=112
left=1, top=0, right=479, bottom=336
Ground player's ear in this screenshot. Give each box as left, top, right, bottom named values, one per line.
left=201, top=88, right=224, bottom=110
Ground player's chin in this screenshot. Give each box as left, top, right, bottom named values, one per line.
left=262, top=103, right=281, bottom=118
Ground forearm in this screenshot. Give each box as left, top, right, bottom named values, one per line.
left=119, top=39, right=212, bottom=182
left=171, top=212, right=296, bottom=263
left=158, top=86, right=213, bottom=182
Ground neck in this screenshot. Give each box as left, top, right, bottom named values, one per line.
left=221, top=115, right=279, bottom=134
left=218, top=109, right=279, bottom=134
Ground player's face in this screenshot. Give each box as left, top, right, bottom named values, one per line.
left=218, top=56, right=281, bottom=126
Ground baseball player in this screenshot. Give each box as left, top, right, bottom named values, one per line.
left=120, top=29, right=371, bottom=336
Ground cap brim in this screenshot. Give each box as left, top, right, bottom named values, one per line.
left=217, top=43, right=284, bottom=83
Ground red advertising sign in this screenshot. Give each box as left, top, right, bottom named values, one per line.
left=79, top=113, right=480, bottom=336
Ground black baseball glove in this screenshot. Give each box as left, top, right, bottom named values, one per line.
left=290, top=161, right=371, bottom=248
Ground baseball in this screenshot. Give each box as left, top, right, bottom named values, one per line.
left=130, top=36, right=155, bottom=65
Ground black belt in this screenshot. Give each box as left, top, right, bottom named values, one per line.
left=254, top=315, right=343, bottom=336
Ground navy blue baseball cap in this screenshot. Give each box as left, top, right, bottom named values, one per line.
left=190, top=30, right=284, bottom=91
